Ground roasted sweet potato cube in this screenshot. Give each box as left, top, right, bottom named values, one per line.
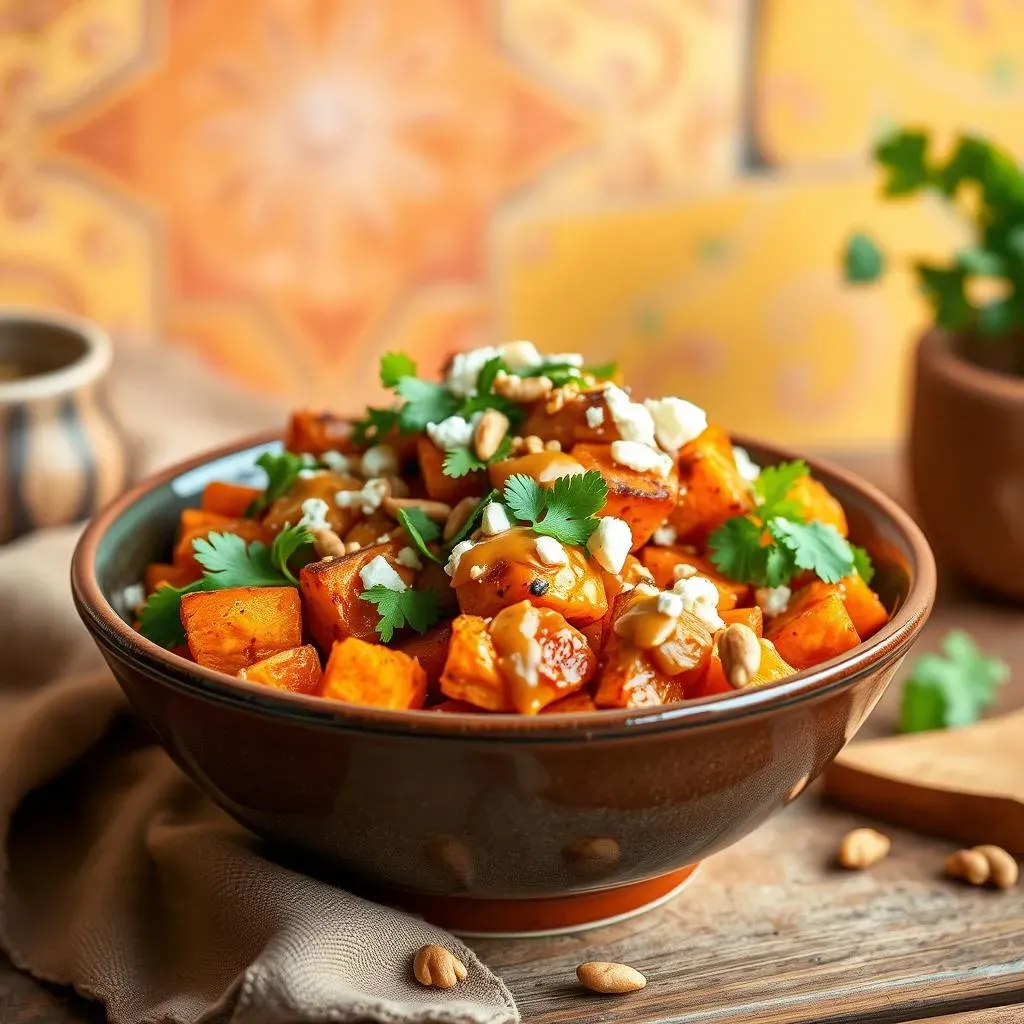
left=777, top=575, right=888, bottom=641
left=299, top=541, right=415, bottom=652
left=766, top=592, right=860, bottom=670
left=202, top=481, right=262, bottom=518
left=540, top=690, right=598, bottom=714
left=519, top=389, right=619, bottom=449
left=145, top=561, right=200, bottom=592
left=396, top=621, right=453, bottom=691
left=451, top=526, right=607, bottom=626
left=640, top=546, right=750, bottom=610
left=787, top=476, right=848, bottom=537
left=174, top=509, right=268, bottom=575
left=343, top=512, right=397, bottom=548
left=238, top=644, right=323, bottom=695
left=487, top=451, right=586, bottom=491
left=417, top=436, right=486, bottom=504
left=180, top=586, right=302, bottom=675
left=286, top=410, right=358, bottom=456
left=720, top=605, right=764, bottom=636
left=669, top=426, right=754, bottom=546
left=262, top=471, right=363, bottom=536
left=570, top=443, right=679, bottom=548
left=322, top=638, right=428, bottom=710
left=439, top=615, right=510, bottom=711
left=697, top=638, right=795, bottom=697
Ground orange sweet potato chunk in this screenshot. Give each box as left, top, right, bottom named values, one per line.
left=541, top=690, right=598, bottom=714
left=299, top=541, right=415, bottom=652
left=720, top=606, right=764, bottom=636
left=697, top=638, right=795, bottom=697
left=766, top=592, right=860, bottom=670
left=286, top=410, right=358, bottom=456
left=174, top=509, right=267, bottom=575
left=146, top=561, right=200, bottom=592
left=519, top=389, right=620, bottom=449
left=239, top=644, right=323, bottom=695
left=202, top=481, right=262, bottom=518
left=570, top=443, right=679, bottom=548
left=322, top=637, right=428, bottom=710
left=772, top=575, right=887, bottom=640
left=262, top=471, right=363, bottom=536
left=669, top=426, right=754, bottom=546
left=640, top=547, right=750, bottom=611
left=181, top=586, right=302, bottom=675
left=487, top=451, right=586, bottom=491
left=788, top=476, right=848, bottom=537
left=417, top=436, right=486, bottom=504
left=396, top=621, right=453, bottom=691
left=439, top=615, right=510, bottom=711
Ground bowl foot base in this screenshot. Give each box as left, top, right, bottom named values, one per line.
left=389, top=863, right=701, bottom=938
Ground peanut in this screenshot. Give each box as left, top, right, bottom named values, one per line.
left=544, top=439, right=562, bottom=452
left=413, top=945, right=468, bottom=990
left=312, top=527, right=346, bottom=560
left=576, top=961, right=647, bottom=995
left=946, top=845, right=1019, bottom=889
left=838, top=827, right=891, bottom=869
left=383, top=497, right=452, bottom=522
left=493, top=371, right=552, bottom=402
left=522, top=434, right=545, bottom=454
left=474, top=408, right=510, bottom=462
left=718, top=623, right=762, bottom=688
left=443, top=497, right=479, bottom=542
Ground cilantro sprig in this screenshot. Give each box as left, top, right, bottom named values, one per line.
left=138, top=525, right=314, bottom=648
left=502, top=471, right=608, bottom=546
left=899, top=630, right=1008, bottom=733
left=708, top=461, right=868, bottom=588
left=396, top=507, right=442, bottom=565
left=359, top=586, right=440, bottom=643
left=247, top=451, right=318, bottom=515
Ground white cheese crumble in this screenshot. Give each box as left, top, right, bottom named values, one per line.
left=426, top=413, right=477, bottom=451
left=671, top=575, right=724, bottom=630
left=335, top=478, right=388, bottom=515
left=481, top=502, right=512, bottom=536
left=359, top=555, right=408, bottom=592
left=585, top=405, right=605, bottom=429
left=297, top=497, right=331, bottom=531
left=603, top=384, right=657, bottom=446
left=756, top=585, right=791, bottom=617
left=657, top=591, right=684, bottom=618
left=361, top=444, right=398, bottom=477
left=644, top=396, right=708, bottom=453
left=446, top=347, right=501, bottom=397
left=534, top=535, right=568, bottom=566
left=298, top=468, right=326, bottom=480
left=586, top=516, right=633, bottom=574
left=396, top=546, right=423, bottom=570
left=445, top=539, right=476, bottom=577
left=122, top=582, right=146, bottom=615
left=501, top=340, right=543, bottom=370
left=610, top=440, right=674, bottom=476
left=321, top=450, right=358, bottom=475
left=732, top=445, right=761, bottom=483
left=545, top=352, right=585, bottom=367
left=651, top=524, right=678, bottom=546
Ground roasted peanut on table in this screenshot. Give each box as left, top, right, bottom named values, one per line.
left=576, top=961, right=647, bottom=995
left=945, top=845, right=1019, bottom=889
left=837, top=827, right=891, bottom=869
left=413, top=945, right=468, bottom=989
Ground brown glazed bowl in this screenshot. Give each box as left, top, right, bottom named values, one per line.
left=911, top=328, right=1024, bottom=601
left=72, top=433, right=935, bottom=935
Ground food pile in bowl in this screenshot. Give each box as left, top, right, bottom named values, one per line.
left=136, top=343, right=890, bottom=715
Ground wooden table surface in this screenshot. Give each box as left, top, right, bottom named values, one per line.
left=3, top=450, right=1023, bottom=1024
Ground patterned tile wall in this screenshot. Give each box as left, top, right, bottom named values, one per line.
left=1, top=0, right=1022, bottom=444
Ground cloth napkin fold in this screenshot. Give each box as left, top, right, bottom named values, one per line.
left=0, top=347, right=519, bottom=1024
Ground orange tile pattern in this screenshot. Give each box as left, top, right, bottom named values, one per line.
left=2, top=0, right=1023, bottom=441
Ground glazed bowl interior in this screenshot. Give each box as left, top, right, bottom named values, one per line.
left=76, top=432, right=935, bottom=739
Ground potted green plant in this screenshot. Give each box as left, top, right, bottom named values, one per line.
left=844, top=130, right=1024, bottom=600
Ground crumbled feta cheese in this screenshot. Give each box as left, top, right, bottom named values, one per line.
left=469, top=564, right=485, bottom=580
left=445, top=540, right=476, bottom=577
left=335, top=478, right=388, bottom=515
left=603, top=384, right=657, bottom=446
left=671, top=575, right=724, bottom=630
left=359, top=555, right=408, bottom=592
left=500, top=340, right=543, bottom=370
left=644, top=396, right=708, bottom=453
left=634, top=582, right=660, bottom=598
left=673, top=563, right=697, bottom=580
left=733, top=445, right=760, bottom=483
left=396, top=546, right=423, bottom=570
left=426, top=414, right=477, bottom=451
left=298, top=468, right=325, bottom=480
left=122, top=582, right=146, bottom=615
left=481, top=502, right=512, bottom=536
left=297, top=497, right=331, bottom=531
left=446, top=346, right=502, bottom=397
left=360, top=444, right=398, bottom=477
left=322, top=450, right=358, bottom=475
left=376, top=534, right=392, bottom=544
left=586, top=516, right=633, bottom=574
left=585, top=405, right=605, bottom=429
left=545, top=352, right=585, bottom=367
left=534, top=535, right=568, bottom=567
left=610, top=440, right=674, bottom=476
left=657, top=591, right=684, bottom=618
left=651, top=524, right=678, bottom=546
left=756, top=585, right=791, bottom=617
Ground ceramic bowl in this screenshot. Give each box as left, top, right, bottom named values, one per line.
left=72, top=433, right=935, bottom=935
left=0, top=309, right=129, bottom=543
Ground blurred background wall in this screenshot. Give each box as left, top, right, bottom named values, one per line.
left=1, top=0, right=1022, bottom=446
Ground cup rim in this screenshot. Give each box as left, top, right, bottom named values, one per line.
left=71, top=429, right=937, bottom=742
left=0, top=308, right=113, bottom=406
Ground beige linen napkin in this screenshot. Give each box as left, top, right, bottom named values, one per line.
left=0, top=347, right=519, bottom=1024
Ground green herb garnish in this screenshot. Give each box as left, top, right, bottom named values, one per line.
left=446, top=489, right=499, bottom=550
left=502, top=470, right=609, bottom=546
left=442, top=434, right=514, bottom=478
left=396, top=507, right=442, bottom=565
left=247, top=451, right=318, bottom=515
left=899, top=631, right=1009, bottom=733
left=359, top=585, right=440, bottom=643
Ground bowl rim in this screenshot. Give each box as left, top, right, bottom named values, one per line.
left=71, top=429, right=936, bottom=741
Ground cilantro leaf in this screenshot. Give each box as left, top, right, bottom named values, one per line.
left=270, top=524, right=315, bottom=585
left=753, top=460, right=808, bottom=519
left=585, top=360, right=618, bottom=379
left=396, top=377, right=461, bottom=433
left=851, top=544, right=875, bottom=584
left=442, top=435, right=513, bottom=478
left=446, top=489, right=498, bottom=550
left=844, top=232, right=885, bottom=284
left=708, top=516, right=774, bottom=586
left=380, top=352, right=417, bottom=388
left=768, top=518, right=855, bottom=584
left=353, top=406, right=399, bottom=445
left=957, top=247, right=1005, bottom=277
left=899, top=631, right=1009, bottom=733
left=248, top=451, right=317, bottom=514
left=397, top=507, right=442, bottom=565
left=503, top=470, right=608, bottom=546
left=475, top=356, right=507, bottom=396
left=875, top=129, right=931, bottom=196
left=359, top=586, right=440, bottom=643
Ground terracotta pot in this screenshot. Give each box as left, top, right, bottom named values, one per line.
left=910, top=329, right=1024, bottom=600
left=72, top=433, right=935, bottom=935
left=0, top=310, right=129, bottom=544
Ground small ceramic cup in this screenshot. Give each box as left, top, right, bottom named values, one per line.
left=0, top=310, right=129, bottom=544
